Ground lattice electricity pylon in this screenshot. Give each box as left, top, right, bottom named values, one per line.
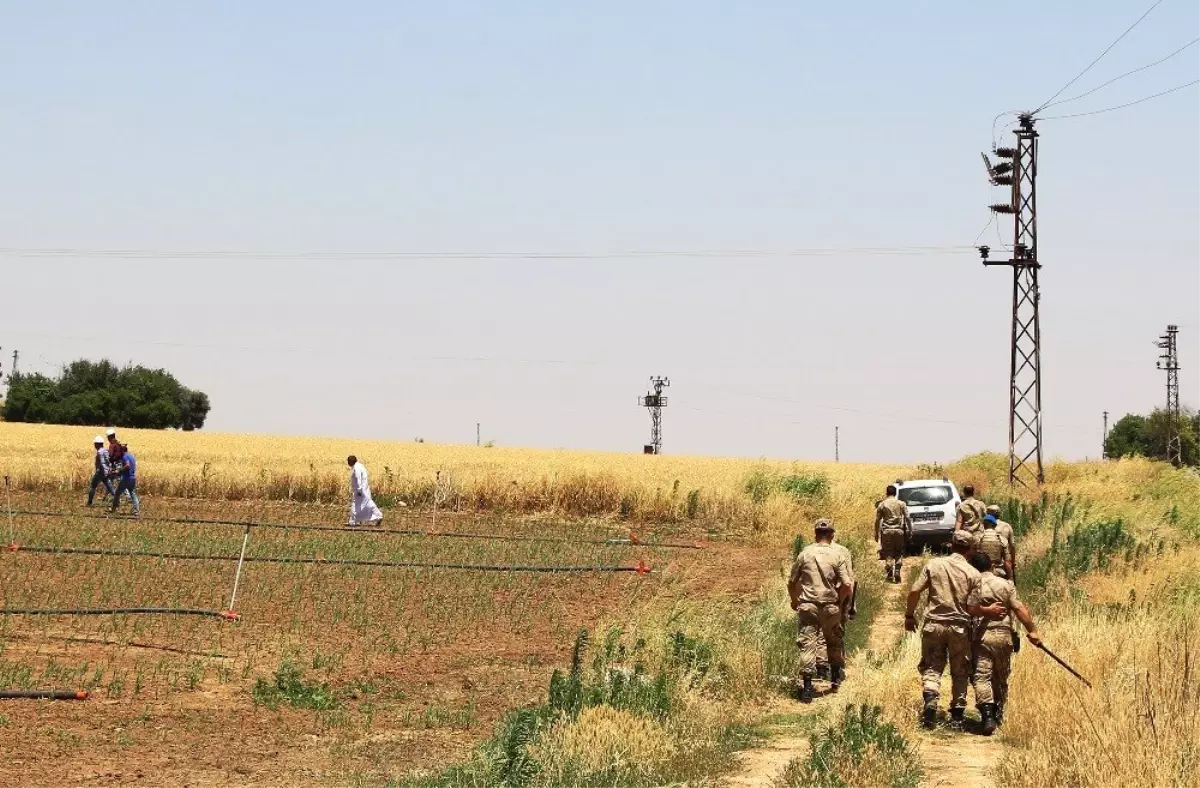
left=980, top=113, right=1044, bottom=488
left=638, top=377, right=670, bottom=454
left=1157, top=324, right=1182, bottom=467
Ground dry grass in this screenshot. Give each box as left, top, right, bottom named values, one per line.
left=994, top=564, right=1200, bottom=788
left=0, top=423, right=908, bottom=540
left=837, top=459, right=1200, bottom=788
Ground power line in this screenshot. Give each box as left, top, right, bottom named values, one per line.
left=1038, top=79, right=1198, bottom=119
left=1039, top=37, right=1199, bottom=111
left=1033, top=0, right=1165, bottom=113
left=0, top=245, right=980, bottom=261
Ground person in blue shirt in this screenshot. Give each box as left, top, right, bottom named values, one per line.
left=86, top=435, right=115, bottom=506
left=108, top=444, right=140, bottom=517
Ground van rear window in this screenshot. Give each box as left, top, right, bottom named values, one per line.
left=900, top=486, right=954, bottom=506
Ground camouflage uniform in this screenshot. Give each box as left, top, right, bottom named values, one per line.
left=788, top=542, right=854, bottom=680
left=988, top=505, right=1017, bottom=579
left=956, top=496, right=987, bottom=537
left=976, top=528, right=1012, bottom=579
left=912, top=543, right=980, bottom=712
left=968, top=572, right=1022, bottom=711
left=815, top=541, right=855, bottom=673
left=876, top=495, right=910, bottom=582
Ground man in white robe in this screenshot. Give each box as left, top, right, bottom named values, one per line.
left=347, top=455, right=384, bottom=526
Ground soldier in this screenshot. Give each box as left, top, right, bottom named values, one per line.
left=815, top=533, right=857, bottom=680
left=976, top=514, right=1013, bottom=579
left=955, top=484, right=987, bottom=537
left=905, top=530, right=1005, bottom=729
left=788, top=518, right=854, bottom=704
left=968, top=552, right=1041, bottom=735
left=987, top=504, right=1017, bottom=580
left=875, top=484, right=911, bottom=583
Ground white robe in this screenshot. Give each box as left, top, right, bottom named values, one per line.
left=348, top=462, right=383, bottom=524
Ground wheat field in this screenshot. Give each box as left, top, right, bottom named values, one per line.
left=2, top=421, right=1198, bottom=786
left=0, top=422, right=912, bottom=540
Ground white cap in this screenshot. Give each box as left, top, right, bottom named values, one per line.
left=106, top=429, right=116, bottom=437
left=93, top=435, right=104, bottom=444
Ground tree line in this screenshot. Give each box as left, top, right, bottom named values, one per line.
left=2, top=359, right=210, bottom=430
left=1105, top=407, right=1199, bottom=467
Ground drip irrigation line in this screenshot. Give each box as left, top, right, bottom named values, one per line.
left=0, top=689, right=89, bottom=700
left=12, top=509, right=702, bottom=550
left=0, top=607, right=236, bottom=620
left=6, top=544, right=654, bottom=574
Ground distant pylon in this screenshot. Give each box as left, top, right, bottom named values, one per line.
left=638, top=377, right=670, bottom=454
left=1102, top=410, right=1109, bottom=459
left=1156, top=325, right=1182, bottom=466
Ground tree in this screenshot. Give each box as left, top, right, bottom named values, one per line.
left=1104, top=408, right=1198, bottom=467
left=1105, top=414, right=1148, bottom=459
left=1145, top=407, right=1199, bottom=467
left=1, top=360, right=211, bottom=430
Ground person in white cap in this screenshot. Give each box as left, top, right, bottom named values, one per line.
left=346, top=455, right=383, bottom=527
left=86, top=435, right=116, bottom=506
left=106, top=429, right=119, bottom=458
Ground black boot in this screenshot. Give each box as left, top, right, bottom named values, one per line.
left=815, top=663, right=831, bottom=681
left=830, top=664, right=845, bottom=692
left=949, top=706, right=965, bottom=731
left=894, top=561, right=904, bottom=583
left=921, top=691, right=937, bottom=728
left=798, top=677, right=814, bottom=704
left=980, top=703, right=997, bottom=736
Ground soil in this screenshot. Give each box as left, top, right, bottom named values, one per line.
left=0, top=496, right=773, bottom=787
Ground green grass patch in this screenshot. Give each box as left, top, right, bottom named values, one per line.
left=251, top=660, right=339, bottom=711
left=746, top=469, right=829, bottom=504
left=773, top=705, right=922, bottom=788
left=1019, top=518, right=1151, bottom=607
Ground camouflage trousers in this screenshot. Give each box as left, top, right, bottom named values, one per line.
left=973, top=629, right=1012, bottom=707
left=919, top=621, right=972, bottom=709
left=880, top=528, right=906, bottom=560
left=796, top=602, right=844, bottom=678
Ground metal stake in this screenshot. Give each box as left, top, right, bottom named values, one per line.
left=4, top=475, right=14, bottom=546
left=226, top=524, right=252, bottom=614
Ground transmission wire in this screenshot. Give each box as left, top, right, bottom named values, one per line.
left=1039, top=79, right=1198, bottom=119
left=1039, top=37, right=1199, bottom=111
left=1033, top=0, right=1165, bottom=113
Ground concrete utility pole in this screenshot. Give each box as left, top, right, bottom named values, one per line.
left=1157, top=325, right=1182, bottom=466
left=476, top=422, right=481, bottom=447
left=980, top=112, right=1044, bottom=488
left=638, top=377, right=670, bottom=454
left=1102, top=410, right=1109, bottom=459
left=835, top=426, right=840, bottom=462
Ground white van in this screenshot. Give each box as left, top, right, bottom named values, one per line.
left=894, top=478, right=961, bottom=553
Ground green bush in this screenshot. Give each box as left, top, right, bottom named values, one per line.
left=251, top=660, right=339, bottom=711
left=779, top=473, right=829, bottom=501
left=774, top=705, right=922, bottom=788
left=1020, top=517, right=1138, bottom=602
left=744, top=469, right=829, bottom=504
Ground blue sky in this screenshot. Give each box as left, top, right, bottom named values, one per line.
left=1, top=1, right=1197, bottom=462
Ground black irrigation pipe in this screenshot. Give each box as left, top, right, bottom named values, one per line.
left=0, top=607, right=237, bottom=620
left=5, top=544, right=654, bottom=574
left=11, top=509, right=703, bottom=550
left=0, top=689, right=89, bottom=700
